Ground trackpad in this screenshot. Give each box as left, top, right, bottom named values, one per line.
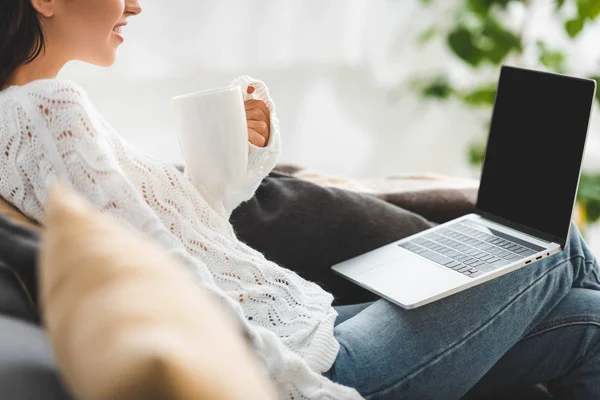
left=356, top=255, right=469, bottom=306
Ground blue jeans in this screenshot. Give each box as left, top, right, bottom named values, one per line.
left=323, top=222, right=600, bottom=399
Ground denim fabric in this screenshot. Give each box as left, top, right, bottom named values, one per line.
left=324, top=222, right=600, bottom=400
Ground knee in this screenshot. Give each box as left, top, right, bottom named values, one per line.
left=565, top=221, right=595, bottom=262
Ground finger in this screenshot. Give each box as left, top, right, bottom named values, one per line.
left=244, top=100, right=270, bottom=121
left=248, top=129, right=266, bottom=147
left=245, top=107, right=270, bottom=127
left=247, top=86, right=256, bottom=95
left=247, top=120, right=269, bottom=138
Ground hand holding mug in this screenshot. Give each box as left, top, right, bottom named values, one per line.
left=245, top=86, right=271, bottom=148
left=172, top=84, right=273, bottom=187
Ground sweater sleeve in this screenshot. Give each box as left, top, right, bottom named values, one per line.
left=185, top=76, right=281, bottom=218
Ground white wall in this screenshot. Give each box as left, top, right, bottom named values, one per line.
left=59, top=0, right=600, bottom=179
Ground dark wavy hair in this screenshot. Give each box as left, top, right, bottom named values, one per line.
left=0, top=0, right=46, bottom=89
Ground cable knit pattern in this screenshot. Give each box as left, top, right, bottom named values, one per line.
left=0, top=78, right=362, bottom=399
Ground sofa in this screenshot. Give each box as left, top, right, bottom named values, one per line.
left=0, top=167, right=553, bottom=399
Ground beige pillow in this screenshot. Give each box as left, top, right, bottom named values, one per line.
left=39, top=183, right=276, bottom=400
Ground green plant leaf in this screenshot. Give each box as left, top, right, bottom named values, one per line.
left=448, top=27, right=483, bottom=66
left=578, top=173, right=600, bottom=200
left=418, top=27, right=439, bottom=46
left=565, top=18, right=585, bottom=37
left=556, top=0, right=566, bottom=9
left=468, top=140, right=487, bottom=166
left=480, top=17, right=523, bottom=64
left=537, top=41, right=566, bottom=72
left=467, top=0, right=514, bottom=15
left=421, top=77, right=455, bottom=99
left=577, top=0, right=600, bottom=20
left=578, top=173, right=600, bottom=223
left=463, top=85, right=497, bottom=107
left=585, top=201, right=600, bottom=223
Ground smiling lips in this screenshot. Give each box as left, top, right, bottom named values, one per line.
left=112, top=22, right=127, bottom=41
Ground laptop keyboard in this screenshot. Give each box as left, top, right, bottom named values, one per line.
left=398, top=220, right=540, bottom=279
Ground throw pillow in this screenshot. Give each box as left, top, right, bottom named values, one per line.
left=39, top=183, right=275, bottom=400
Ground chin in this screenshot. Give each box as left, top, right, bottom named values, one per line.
left=92, top=53, right=118, bottom=67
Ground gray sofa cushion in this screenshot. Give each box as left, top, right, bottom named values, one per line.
left=0, top=214, right=39, bottom=323
left=231, top=172, right=436, bottom=305
left=0, top=262, right=37, bottom=322
left=0, top=316, right=71, bottom=399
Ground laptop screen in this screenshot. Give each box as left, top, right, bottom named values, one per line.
left=476, top=66, right=596, bottom=246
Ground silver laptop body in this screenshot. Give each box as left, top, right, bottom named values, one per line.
left=332, top=66, right=597, bottom=309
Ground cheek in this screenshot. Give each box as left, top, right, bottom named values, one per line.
left=74, top=0, right=125, bottom=62
left=95, top=0, right=125, bottom=36
left=72, top=0, right=124, bottom=40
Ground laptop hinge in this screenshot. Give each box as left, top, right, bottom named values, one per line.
left=474, top=209, right=565, bottom=248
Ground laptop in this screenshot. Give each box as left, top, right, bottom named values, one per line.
left=332, top=65, right=597, bottom=309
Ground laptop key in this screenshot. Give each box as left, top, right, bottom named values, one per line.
left=517, top=249, right=537, bottom=257
left=455, top=255, right=471, bottom=263
left=512, top=247, right=528, bottom=254
left=497, top=249, right=514, bottom=258
left=486, top=247, right=504, bottom=256
left=480, top=254, right=495, bottom=262
left=428, top=233, right=444, bottom=241
left=399, top=242, right=417, bottom=249
left=419, top=251, right=453, bottom=266
left=477, top=263, right=497, bottom=273
left=471, top=239, right=487, bottom=248
left=399, top=242, right=427, bottom=254
left=446, top=260, right=461, bottom=269
left=490, top=259, right=511, bottom=268
left=457, top=266, right=472, bottom=273
left=446, top=251, right=461, bottom=259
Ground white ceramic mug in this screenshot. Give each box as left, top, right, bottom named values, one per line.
left=173, top=86, right=248, bottom=186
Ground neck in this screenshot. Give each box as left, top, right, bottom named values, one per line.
left=2, top=46, right=66, bottom=90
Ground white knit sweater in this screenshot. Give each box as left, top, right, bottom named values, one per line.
left=0, top=77, right=362, bottom=399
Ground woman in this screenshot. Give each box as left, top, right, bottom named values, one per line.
left=1, top=1, right=599, bottom=399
